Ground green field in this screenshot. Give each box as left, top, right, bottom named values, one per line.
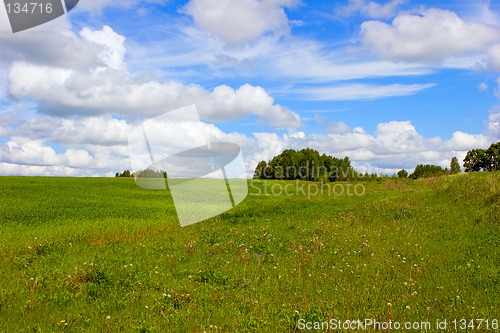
left=0, top=174, right=499, bottom=332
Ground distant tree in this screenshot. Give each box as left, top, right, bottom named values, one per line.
left=463, top=149, right=487, bottom=172
left=397, top=169, right=408, bottom=178
left=253, top=161, right=268, bottom=179
left=410, top=164, right=446, bottom=179
left=135, top=169, right=167, bottom=178
left=115, top=170, right=132, bottom=177
left=115, top=169, right=166, bottom=178
left=450, top=156, right=461, bottom=174
left=485, top=142, right=500, bottom=172
left=253, top=148, right=358, bottom=182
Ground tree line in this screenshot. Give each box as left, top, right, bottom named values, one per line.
left=253, top=148, right=378, bottom=182
left=254, top=141, right=500, bottom=182
left=115, top=169, right=167, bottom=178
left=463, top=142, right=500, bottom=172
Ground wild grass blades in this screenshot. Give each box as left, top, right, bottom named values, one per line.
left=0, top=173, right=498, bottom=332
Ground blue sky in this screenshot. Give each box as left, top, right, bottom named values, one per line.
left=0, top=0, right=499, bottom=176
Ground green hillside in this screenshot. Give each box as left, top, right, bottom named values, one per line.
left=0, top=174, right=498, bottom=332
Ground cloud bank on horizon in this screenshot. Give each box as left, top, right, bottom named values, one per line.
left=0, top=0, right=499, bottom=177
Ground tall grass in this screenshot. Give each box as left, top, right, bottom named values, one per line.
left=0, top=173, right=498, bottom=332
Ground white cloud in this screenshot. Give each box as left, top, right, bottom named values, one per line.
left=0, top=162, right=84, bottom=176
left=8, top=62, right=302, bottom=128
left=244, top=119, right=497, bottom=174
left=6, top=25, right=302, bottom=129
left=361, top=8, right=500, bottom=63
left=478, top=81, right=489, bottom=92
left=315, top=115, right=352, bottom=134
left=296, top=83, right=435, bottom=101
left=442, top=131, right=490, bottom=151
left=0, top=114, right=496, bottom=176
left=182, top=0, right=299, bottom=45
left=468, top=0, right=500, bottom=27
left=0, top=138, right=64, bottom=166
left=337, top=0, right=406, bottom=19
left=14, top=116, right=131, bottom=145
left=79, top=25, right=127, bottom=70
left=75, top=0, right=166, bottom=14
left=496, top=77, right=500, bottom=98
left=0, top=29, right=102, bottom=69
left=488, top=44, right=500, bottom=71
left=488, top=109, right=500, bottom=141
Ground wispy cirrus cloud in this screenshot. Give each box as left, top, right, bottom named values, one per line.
left=294, top=83, right=436, bottom=101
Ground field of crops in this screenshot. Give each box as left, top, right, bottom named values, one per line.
left=0, top=173, right=499, bottom=332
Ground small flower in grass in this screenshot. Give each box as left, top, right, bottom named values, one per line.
left=59, top=320, right=68, bottom=326
left=106, top=315, right=111, bottom=320
left=405, top=306, right=410, bottom=310
left=412, top=291, right=417, bottom=296
left=387, top=302, right=392, bottom=307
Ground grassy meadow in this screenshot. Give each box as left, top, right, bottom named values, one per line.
left=0, top=173, right=499, bottom=332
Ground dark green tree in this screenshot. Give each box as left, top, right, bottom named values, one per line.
left=463, top=149, right=487, bottom=172
left=485, top=142, right=500, bottom=171
left=253, top=148, right=357, bottom=182
left=397, top=169, right=408, bottom=178
left=253, top=161, right=268, bottom=179
left=410, top=164, right=446, bottom=179
left=135, top=169, right=167, bottom=178
left=115, top=170, right=132, bottom=177
left=450, top=156, right=461, bottom=174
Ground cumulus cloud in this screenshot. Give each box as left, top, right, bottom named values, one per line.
left=182, top=0, right=299, bottom=44
left=361, top=8, right=500, bottom=63
left=315, top=115, right=352, bottom=134
left=245, top=119, right=497, bottom=175
left=8, top=62, right=302, bottom=128
left=0, top=114, right=496, bottom=177
left=79, top=26, right=127, bottom=70
left=337, top=0, right=406, bottom=19
left=6, top=25, right=302, bottom=129
left=0, top=138, right=64, bottom=166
